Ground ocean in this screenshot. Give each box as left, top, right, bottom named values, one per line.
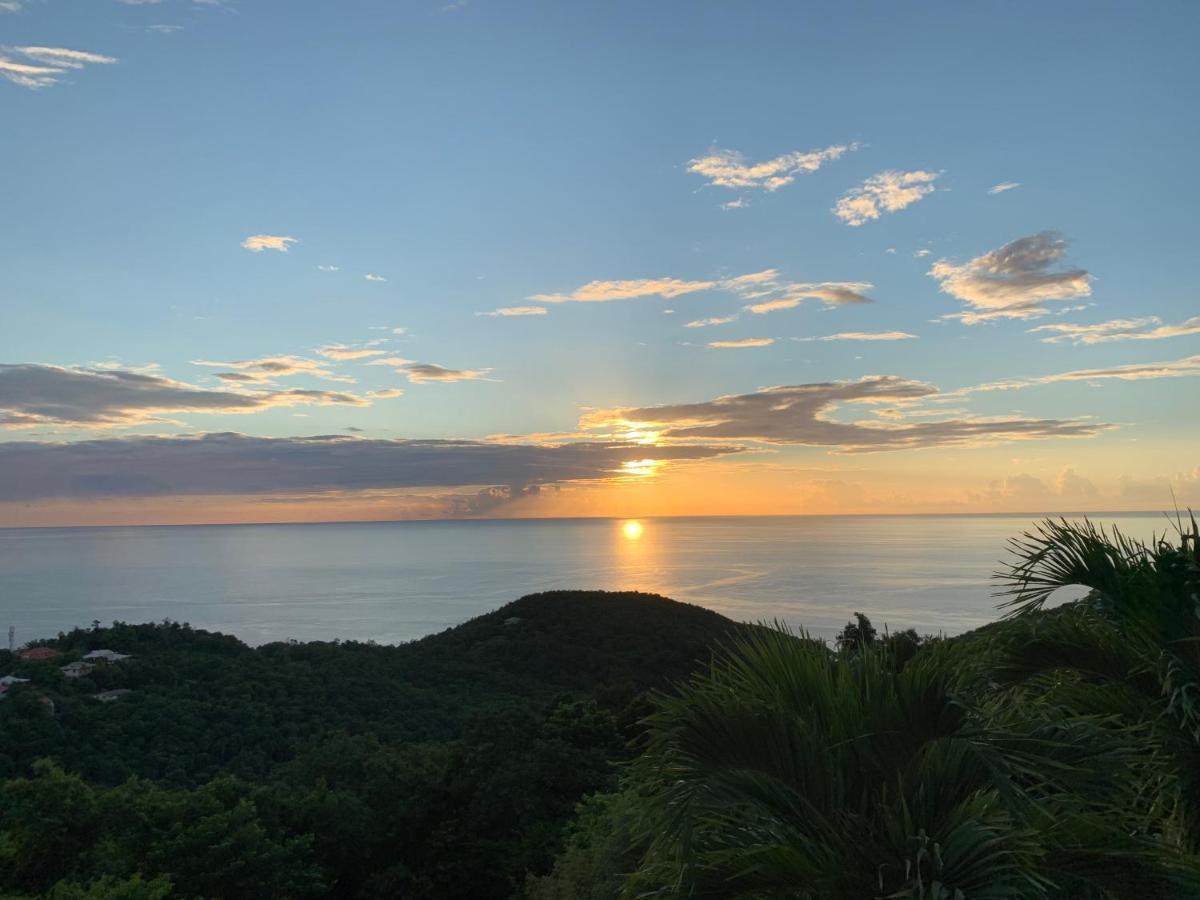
left=0, top=514, right=1172, bottom=647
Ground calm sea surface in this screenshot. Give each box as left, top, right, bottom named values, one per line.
left=0, top=515, right=1171, bottom=646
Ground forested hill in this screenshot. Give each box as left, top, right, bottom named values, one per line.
left=0, top=590, right=740, bottom=787
left=0, top=591, right=744, bottom=899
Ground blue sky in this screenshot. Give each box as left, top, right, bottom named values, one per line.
left=1, top=0, right=1198, bottom=524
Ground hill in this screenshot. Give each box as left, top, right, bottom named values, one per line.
left=0, top=591, right=747, bottom=898
left=0, top=590, right=740, bottom=787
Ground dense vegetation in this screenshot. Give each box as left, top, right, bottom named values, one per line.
left=2, top=518, right=1199, bottom=898
left=0, top=591, right=741, bottom=898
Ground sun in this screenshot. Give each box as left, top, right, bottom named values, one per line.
left=622, top=519, right=645, bottom=540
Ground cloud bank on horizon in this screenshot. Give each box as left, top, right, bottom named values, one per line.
left=1, top=2, right=1196, bottom=522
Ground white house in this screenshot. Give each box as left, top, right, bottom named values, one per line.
left=94, top=689, right=132, bottom=703
left=83, top=649, right=132, bottom=663
left=0, top=675, right=30, bottom=701
left=61, top=661, right=95, bottom=678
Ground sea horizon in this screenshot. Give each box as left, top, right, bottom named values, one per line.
left=0, top=507, right=1179, bottom=532
left=0, top=512, right=1171, bottom=649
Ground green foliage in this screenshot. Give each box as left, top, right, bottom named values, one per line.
left=0, top=591, right=733, bottom=899
left=0, top=592, right=736, bottom=788
left=0, top=763, right=320, bottom=898
left=623, top=627, right=1200, bottom=898
left=524, top=790, right=646, bottom=900
left=835, top=611, right=877, bottom=651
left=998, top=515, right=1200, bottom=737
left=7, top=549, right=1200, bottom=899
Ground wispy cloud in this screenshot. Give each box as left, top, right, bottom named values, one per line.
left=529, top=269, right=872, bottom=320
left=721, top=198, right=749, bottom=210
left=687, top=142, right=857, bottom=191
left=365, top=274, right=387, bottom=282
left=368, top=357, right=491, bottom=383
left=145, top=24, right=183, bottom=33
left=317, top=264, right=339, bottom=272
left=960, top=355, right=1200, bottom=395
left=192, top=355, right=349, bottom=384
left=581, top=377, right=1105, bottom=452
left=0, top=1, right=23, bottom=13
left=834, top=170, right=939, bottom=226
left=0, top=364, right=366, bottom=428
left=708, top=338, right=774, bottom=349
left=241, top=234, right=297, bottom=253
left=317, top=344, right=387, bottom=361
left=530, top=277, right=716, bottom=304
left=744, top=281, right=874, bottom=314
left=685, top=315, right=740, bottom=328
left=1028, top=316, right=1200, bottom=345
left=477, top=306, right=548, bottom=317
left=930, top=232, right=1092, bottom=323
left=989, top=182, right=1022, bottom=195
left=1, top=46, right=117, bottom=89
left=797, top=331, right=917, bottom=342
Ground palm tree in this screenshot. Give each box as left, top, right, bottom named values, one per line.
left=993, top=513, right=1200, bottom=844
left=625, top=627, right=1196, bottom=899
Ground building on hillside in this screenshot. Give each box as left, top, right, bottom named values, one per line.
left=0, top=675, right=31, bottom=700
left=61, top=661, right=96, bottom=679
left=83, top=649, right=132, bottom=662
left=94, top=689, right=132, bottom=703
left=17, top=646, right=60, bottom=661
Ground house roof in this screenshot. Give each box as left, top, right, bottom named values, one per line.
left=17, top=647, right=60, bottom=660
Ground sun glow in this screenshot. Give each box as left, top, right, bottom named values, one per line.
left=620, top=458, right=662, bottom=478
left=622, top=519, right=645, bottom=540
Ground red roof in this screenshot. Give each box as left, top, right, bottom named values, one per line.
left=18, top=647, right=61, bottom=660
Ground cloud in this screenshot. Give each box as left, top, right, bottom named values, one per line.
left=685, top=315, right=739, bottom=328
left=317, top=264, right=339, bottom=272
left=317, top=344, right=387, bottom=361
left=192, top=355, right=349, bottom=384
left=914, top=249, right=932, bottom=258
left=930, top=232, right=1092, bottom=323
left=0, top=1, right=22, bottom=12
left=530, top=277, right=716, bottom=304
left=744, top=281, right=874, bottom=314
left=365, top=274, right=387, bottom=282
left=0, top=364, right=367, bottom=428
left=1, top=46, right=117, bottom=89
left=367, top=357, right=491, bottom=383
left=0, top=432, right=738, bottom=502
left=241, top=234, right=297, bottom=253
left=145, top=24, right=183, bottom=33
left=580, top=377, right=1106, bottom=452
left=1028, top=316, right=1200, bottom=345
left=834, top=170, right=939, bottom=226
left=989, top=182, right=1022, bottom=195
left=961, top=355, right=1200, bottom=395
left=477, top=306, right=548, bottom=317
left=525, top=269, right=873, bottom=321
left=708, top=338, right=774, bottom=349
left=721, top=198, right=749, bottom=210
left=798, top=331, right=918, bottom=342
left=687, top=142, right=857, bottom=191
left=367, top=388, right=404, bottom=399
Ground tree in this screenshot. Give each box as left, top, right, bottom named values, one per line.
left=835, top=611, right=877, bottom=652
left=624, top=626, right=1199, bottom=898
left=995, top=514, right=1200, bottom=844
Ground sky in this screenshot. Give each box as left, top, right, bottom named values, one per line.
left=1, top=0, right=1198, bottom=526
